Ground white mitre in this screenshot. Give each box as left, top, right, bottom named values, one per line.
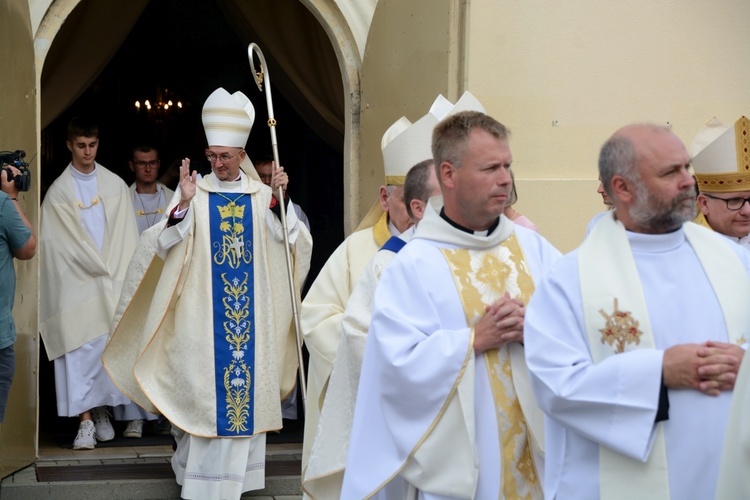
left=692, top=116, right=750, bottom=193
left=201, top=87, right=259, bottom=180
left=440, top=90, right=486, bottom=118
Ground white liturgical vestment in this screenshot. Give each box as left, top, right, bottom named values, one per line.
left=303, top=228, right=414, bottom=498
left=525, top=215, right=750, bottom=500
left=300, top=211, right=394, bottom=473
left=342, top=198, right=560, bottom=499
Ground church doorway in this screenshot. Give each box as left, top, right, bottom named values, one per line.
left=36, top=0, right=348, bottom=448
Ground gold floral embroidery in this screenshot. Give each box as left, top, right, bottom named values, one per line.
left=441, top=234, right=541, bottom=498
left=221, top=272, right=252, bottom=433
left=598, top=298, right=643, bottom=353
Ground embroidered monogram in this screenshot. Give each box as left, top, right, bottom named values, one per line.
left=214, top=194, right=253, bottom=269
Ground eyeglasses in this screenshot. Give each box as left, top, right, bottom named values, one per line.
left=703, top=193, right=750, bottom=211
left=133, top=160, right=159, bottom=168
left=206, top=151, right=242, bottom=165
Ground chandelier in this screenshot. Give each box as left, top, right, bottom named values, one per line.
left=134, top=87, right=183, bottom=114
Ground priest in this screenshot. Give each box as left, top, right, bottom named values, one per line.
left=342, top=110, right=560, bottom=499
left=103, top=87, right=312, bottom=499
left=525, top=123, right=750, bottom=499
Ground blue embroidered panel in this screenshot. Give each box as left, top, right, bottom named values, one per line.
left=209, top=192, right=255, bottom=436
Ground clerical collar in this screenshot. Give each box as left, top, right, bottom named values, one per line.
left=439, top=208, right=500, bottom=236
left=625, top=226, right=685, bottom=252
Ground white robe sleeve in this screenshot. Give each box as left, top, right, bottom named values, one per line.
left=524, top=257, right=663, bottom=461
left=265, top=197, right=300, bottom=245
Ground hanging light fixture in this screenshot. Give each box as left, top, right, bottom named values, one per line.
left=134, top=87, right=183, bottom=114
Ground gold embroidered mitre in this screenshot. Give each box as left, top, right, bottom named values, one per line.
left=692, top=116, right=750, bottom=193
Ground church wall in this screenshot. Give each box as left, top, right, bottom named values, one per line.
left=358, top=0, right=464, bottom=223
left=0, top=0, right=39, bottom=478
left=463, top=0, right=750, bottom=252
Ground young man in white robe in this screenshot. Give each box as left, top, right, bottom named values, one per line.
left=525, top=123, right=750, bottom=500
left=103, top=88, right=312, bottom=500
left=303, top=158, right=441, bottom=499
left=40, top=117, right=142, bottom=449
left=342, top=111, right=560, bottom=499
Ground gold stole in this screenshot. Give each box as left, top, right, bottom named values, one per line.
left=580, top=213, right=750, bottom=500
left=441, top=233, right=542, bottom=500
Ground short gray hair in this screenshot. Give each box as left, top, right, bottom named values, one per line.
left=598, top=135, right=637, bottom=198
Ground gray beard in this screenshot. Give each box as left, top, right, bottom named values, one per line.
left=629, top=183, right=696, bottom=233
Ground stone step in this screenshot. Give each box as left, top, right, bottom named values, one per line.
left=1, top=442, right=303, bottom=499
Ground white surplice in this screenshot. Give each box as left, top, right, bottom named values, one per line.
left=342, top=198, right=560, bottom=499
left=525, top=225, right=750, bottom=500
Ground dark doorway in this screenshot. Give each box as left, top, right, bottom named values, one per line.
left=39, top=0, right=344, bottom=442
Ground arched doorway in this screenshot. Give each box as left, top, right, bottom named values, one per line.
left=33, top=0, right=358, bottom=448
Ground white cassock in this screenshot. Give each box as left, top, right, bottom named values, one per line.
left=300, top=210, right=396, bottom=474
left=525, top=221, right=750, bottom=500
left=303, top=228, right=414, bottom=499
left=342, top=197, right=560, bottom=499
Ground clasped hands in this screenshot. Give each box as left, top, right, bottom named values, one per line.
left=473, top=292, right=525, bottom=354
left=663, top=341, right=744, bottom=396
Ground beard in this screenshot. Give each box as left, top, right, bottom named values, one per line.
left=629, top=183, right=696, bottom=233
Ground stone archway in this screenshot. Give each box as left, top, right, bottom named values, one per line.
left=29, top=0, right=365, bottom=444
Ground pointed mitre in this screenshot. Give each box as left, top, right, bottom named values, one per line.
left=692, top=116, right=750, bottom=193
left=202, top=88, right=256, bottom=147
left=379, top=94, right=461, bottom=186
left=441, top=91, right=486, bottom=118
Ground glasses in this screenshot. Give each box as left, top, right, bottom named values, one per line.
left=703, top=193, right=750, bottom=211
left=133, top=160, right=159, bottom=168
left=206, top=151, right=242, bottom=165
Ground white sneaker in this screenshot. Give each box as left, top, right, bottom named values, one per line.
left=73, top=420, right=96, bottom=450
left=123, top=419, right=143, bottom=438
left=91, top=406, right=115, bottom=442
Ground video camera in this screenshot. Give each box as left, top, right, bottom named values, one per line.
left=0, top=150, right=31, bottom=192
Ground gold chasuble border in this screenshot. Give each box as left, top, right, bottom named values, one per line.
left=210, top=192, right=256, bottom=436
left=440, top=233, right=541, bottom=500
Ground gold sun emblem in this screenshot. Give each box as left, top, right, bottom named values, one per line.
left=598, top=298, right=643, bottom=353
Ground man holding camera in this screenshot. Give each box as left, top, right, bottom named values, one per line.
left=0, top=163, right=36, bottom=423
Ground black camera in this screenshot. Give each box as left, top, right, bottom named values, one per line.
left=0, top=150, right=31, bottom=192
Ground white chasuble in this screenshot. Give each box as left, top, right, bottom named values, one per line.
left=440, top=235, right=542, bottom=500
left=103, top=171, right=312, bottom=438
left=341, top=197, right=560, bottom=500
